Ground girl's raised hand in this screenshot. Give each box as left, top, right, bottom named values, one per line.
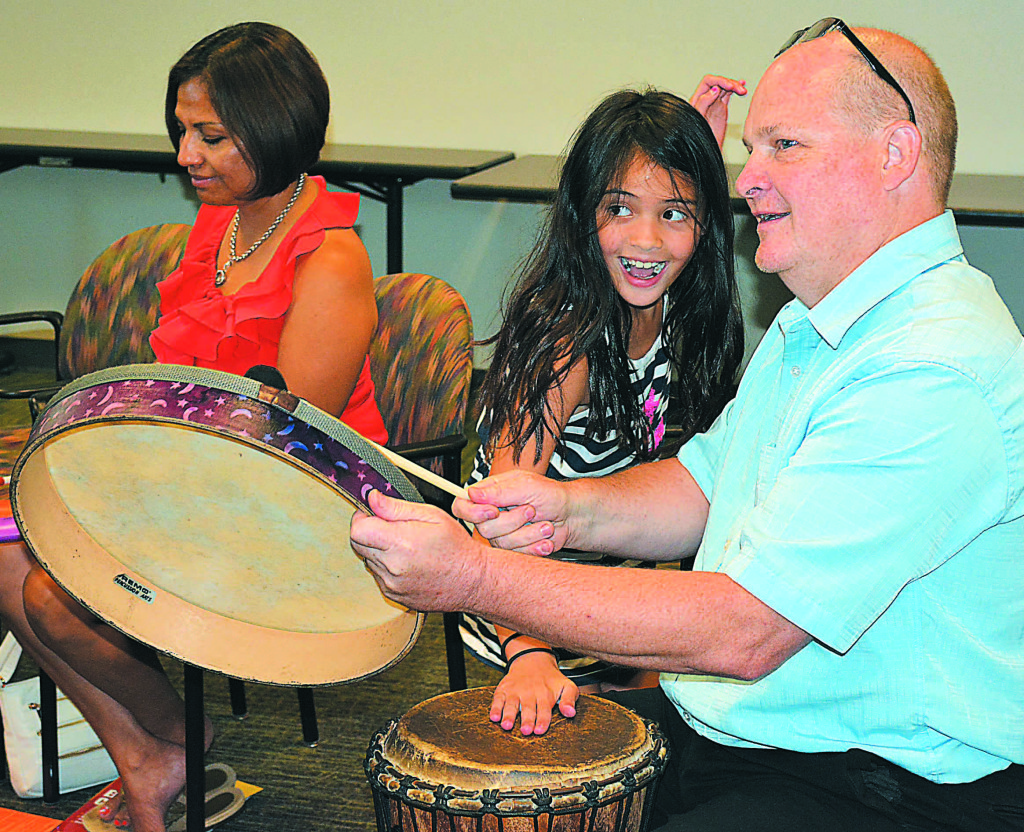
left=689, top=75, right=747, bottom=150
left=490, top=650, right=579, bottom=736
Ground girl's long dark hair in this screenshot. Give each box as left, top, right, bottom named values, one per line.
left=480, top=88, right=744, bottom=464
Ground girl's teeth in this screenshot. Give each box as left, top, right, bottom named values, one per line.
left=621, top=258, right=666, bottom=279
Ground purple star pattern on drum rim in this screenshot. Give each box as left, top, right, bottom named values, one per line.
left=31, top=378, right=396, bottom=509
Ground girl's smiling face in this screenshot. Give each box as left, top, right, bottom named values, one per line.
left=174, top=77, right=256, bottom=206
left=597, top=153, right=701, bottom=313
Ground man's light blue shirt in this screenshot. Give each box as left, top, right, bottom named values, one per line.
left=666, top=212, right=1024, bottom=783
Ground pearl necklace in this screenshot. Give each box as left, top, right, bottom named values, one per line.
left=214, top=173, right=306, bottom=287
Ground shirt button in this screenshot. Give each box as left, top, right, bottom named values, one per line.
left=791, top=366, right=801, bottom=377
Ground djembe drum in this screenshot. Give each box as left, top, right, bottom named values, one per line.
left=365, top=687, right=669, bottom=832
left=10, top=363, right=423, bottom=685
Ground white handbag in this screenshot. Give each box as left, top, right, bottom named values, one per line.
left=0, top=631, right=118, bottom=798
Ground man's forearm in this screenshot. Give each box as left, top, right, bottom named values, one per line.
left=465, top=547, right=808, bottom=679
left=565, top=458, right=710, bottom=561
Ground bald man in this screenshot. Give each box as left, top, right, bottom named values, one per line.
left=352, top=21, right=1024, bottom=831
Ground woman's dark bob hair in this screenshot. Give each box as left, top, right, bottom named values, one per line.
left=165, top=22, right=329, bottom=200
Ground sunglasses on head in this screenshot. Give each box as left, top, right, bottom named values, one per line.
left=776, top=17, right=917, bottom=125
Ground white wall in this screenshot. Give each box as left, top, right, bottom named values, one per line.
left=2, top=0, right=1022, bottom=364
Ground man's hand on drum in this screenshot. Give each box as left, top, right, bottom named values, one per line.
left=351, top=489, right=489, bottom=611
left=491, top=643, right=579, bottom=737
left=454, top=471, right=573, bottom=556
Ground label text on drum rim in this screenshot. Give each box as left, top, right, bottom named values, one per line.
left=113, top=573, right=155, bottom=604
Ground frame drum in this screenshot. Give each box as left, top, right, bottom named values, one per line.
left=365, top=687, right=669, bottom=832
left=10, top=364, right=423, bottom=686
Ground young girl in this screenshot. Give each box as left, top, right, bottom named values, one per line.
left=460, top=80, right=746, bottom=736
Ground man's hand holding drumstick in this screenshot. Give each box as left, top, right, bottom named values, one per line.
left=352, top=489, right=490, bottom=612
left=351, top=471, right=566, bottom=612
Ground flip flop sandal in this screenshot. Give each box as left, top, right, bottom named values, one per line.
left=176, top=762, right=237, bottom=806
left=81, top=802, right=131, bottom=832
left=167, top=785, right=245, bottom=831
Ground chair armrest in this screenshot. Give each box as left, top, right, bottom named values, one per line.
left=389, top=433, right=468, bottom=510
left=0, top=310, right=63, bottom=341
left=663, top=424, right=687, bottom=443
left=389, top=433, right=467, bottom=464
left=0, top=311, right=64, bottom=397
left=27, top=389, right=62, bottom=420
left=0, top=383, right=63, bottom=402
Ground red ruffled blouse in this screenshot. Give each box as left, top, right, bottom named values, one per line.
left=149, top=176, right=388, bottom=444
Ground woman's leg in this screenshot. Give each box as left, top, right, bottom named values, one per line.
left=0, top=542, right=198, bottom=832
left=22, top=563, right=198, bottom=748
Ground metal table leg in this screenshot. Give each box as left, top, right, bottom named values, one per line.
left=183, top=664, right=205, bottom=832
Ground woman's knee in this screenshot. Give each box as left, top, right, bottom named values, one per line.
left=0, top=542, right=35, bottom=608
left=23, top=565, right=92, bottom=643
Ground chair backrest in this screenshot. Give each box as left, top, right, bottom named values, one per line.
left=59, top=224, right=191, bottom=379
left=369, top=273, right=473, bottom=452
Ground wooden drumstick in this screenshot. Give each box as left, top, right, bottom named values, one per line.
left=363, top=439, right=470, bottom=502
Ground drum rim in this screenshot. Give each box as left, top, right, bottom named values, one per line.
left=9, top=362, right=426, bottom=684
left=21, top=362, right=422, bottom=505
left=364, top=721, right=668, bottom=816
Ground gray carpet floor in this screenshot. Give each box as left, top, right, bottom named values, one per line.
left=0, top=616, right=502, bottom=830
left=0, top=345, right=501, bottom=830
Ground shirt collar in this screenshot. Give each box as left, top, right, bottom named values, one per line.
left=801, top=211, right=964, bottom=349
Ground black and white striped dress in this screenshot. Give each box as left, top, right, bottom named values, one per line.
left=460, top=331, right=671, bottom=685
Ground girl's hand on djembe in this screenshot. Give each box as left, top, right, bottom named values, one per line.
left=490, top=648, right=579, bottom=736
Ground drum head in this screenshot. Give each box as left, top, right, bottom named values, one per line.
left=12, top=364, right=424, bottom=686
left=365, top=687, right=669, bottom=828
left=379, top=687, right=657, bottom=790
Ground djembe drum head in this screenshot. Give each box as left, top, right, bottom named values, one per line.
left=365, top=687, right=669, bottom=832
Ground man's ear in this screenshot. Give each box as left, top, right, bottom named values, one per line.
left=881, top=122, right=922, bottom=191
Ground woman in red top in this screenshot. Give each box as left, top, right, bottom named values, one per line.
left=0, top=23, right=385, bottom=832
left=151, top=22, right=386, bottom=441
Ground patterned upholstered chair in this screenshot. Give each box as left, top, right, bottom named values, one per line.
left=369, top=274, right=474, bottom=690
left=0, top=223, right=190, bottom=414
left=60, top=224, right=191, bottom=377
left=369, top=273, right=473, bottom=482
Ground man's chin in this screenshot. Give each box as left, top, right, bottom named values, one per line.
left=754, top=249, right=789, bottom=276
